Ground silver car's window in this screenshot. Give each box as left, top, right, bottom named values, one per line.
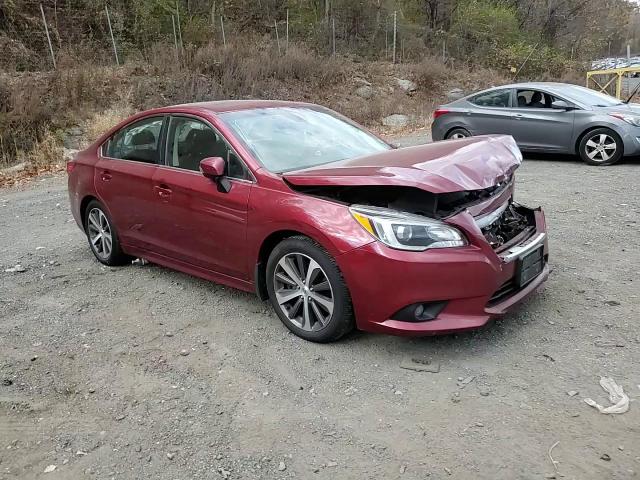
left=218, top=107, right=390, bottom=173
left=516, top=90, right=558, bottom=108
left=469, top=89, right=511, bottom=108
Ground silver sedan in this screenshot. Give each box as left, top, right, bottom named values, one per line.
left=431, top=82, right=640, bottom=166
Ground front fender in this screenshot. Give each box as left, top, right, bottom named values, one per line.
left=247, top=186, right=374, bottom=268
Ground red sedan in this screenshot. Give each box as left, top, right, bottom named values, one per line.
left=67, top=100, right=549, bottom=342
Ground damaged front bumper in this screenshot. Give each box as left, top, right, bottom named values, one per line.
left=337, top=204, right=549, bottom=336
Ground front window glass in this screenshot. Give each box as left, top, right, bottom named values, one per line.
left=218, top=107, right=390, bottom=173
left=166, top=117, right=250, bottom=180
left=516, top=90, right=558, bottom=108
left=470, top=89, right=511, bottom=108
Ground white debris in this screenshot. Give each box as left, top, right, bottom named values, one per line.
left=584, top=377, right=629, bottom=414
left=5, top=264, right=26, bottom=273
left=44, top=465, right=57, bottom=473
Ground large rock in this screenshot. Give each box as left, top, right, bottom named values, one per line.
left=396, top=78, right=417, bottom=94
left=446, top=88, right=465, bottom=101
left=355, top=85, right=374, bottom=99
left=382, top=114, right=409, bottom=128
left=62, top=126, right=86, bottom=150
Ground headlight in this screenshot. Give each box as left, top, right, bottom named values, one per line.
left=349, top=205, right=467, bottom=251
left=610, top=112, right=640, bottom=126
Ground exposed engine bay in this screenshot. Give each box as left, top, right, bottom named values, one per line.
left=288, top=178, right=512, bottom=219
left=289, top=176, right=535, bottom=250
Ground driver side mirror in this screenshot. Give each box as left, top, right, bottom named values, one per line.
left=200, top=157, right=231, bottom=193
left=200, top=157, right=225, bottom=178
left=551, top=100, right=571, bottom=110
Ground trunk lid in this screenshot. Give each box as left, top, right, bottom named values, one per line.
left=283, top=135, right=522, bottom=194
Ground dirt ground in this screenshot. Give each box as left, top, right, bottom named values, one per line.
left=1, top=136, right=639, bottom=480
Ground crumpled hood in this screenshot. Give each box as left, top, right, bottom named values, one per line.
left=283, top=135, right=522, bottom=194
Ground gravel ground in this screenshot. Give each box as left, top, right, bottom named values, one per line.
left=1, top=137, right=639, bottom=480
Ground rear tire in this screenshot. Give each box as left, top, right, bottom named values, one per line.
left=84, top=200, right=130, bottom=266
left=266, top=236, right=355, bottom=343
left=446, top=127, right=471, bottom=140
left=578, top=128, right=623, bottom=166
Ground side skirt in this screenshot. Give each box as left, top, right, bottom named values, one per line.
left=122, top=244, right=255, bottom=294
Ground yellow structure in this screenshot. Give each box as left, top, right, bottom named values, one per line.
left=586, top=66, right=640, bottom=99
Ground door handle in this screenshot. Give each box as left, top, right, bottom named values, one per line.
left=514, top=114, right=523, bottom=119
left=101, top=170, right=112, bottom=181
left=154, top=184, right=172, bottom=199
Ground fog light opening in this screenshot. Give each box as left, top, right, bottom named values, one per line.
left=391, top=301, right=448, bottom=323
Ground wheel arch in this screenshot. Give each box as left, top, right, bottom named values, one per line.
left=444, top=125, right=471, bottom=139
left=254, top=229, right=308, bottom=300
left=79, top=195, right=99, bottom=228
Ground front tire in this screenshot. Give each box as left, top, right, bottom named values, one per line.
left=266, top=236, right=355, bottom=342
left=578, top=128, right=623, bottom=166
left=84, top=200, right=130, bottom=266
left=446, top=127, right=471, bottom=140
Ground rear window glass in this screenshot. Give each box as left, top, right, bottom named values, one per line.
left=470, top=89, right=511, bottom=108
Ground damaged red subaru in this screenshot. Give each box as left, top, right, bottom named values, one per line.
left=67, top=101, right=549, bottom=342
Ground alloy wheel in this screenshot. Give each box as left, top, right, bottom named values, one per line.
left=87, top=207, right=113, bottom=260
left=450, top=132, right=468, bottom=139
left=273, top=253, right=334, bottom=332
left=585, top=133, right=617, bottom=163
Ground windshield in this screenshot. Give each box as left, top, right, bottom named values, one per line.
left=219, top=107, right=391, bottom=173
left=559, top=85, right=624, bottom=107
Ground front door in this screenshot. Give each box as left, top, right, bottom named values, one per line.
left=510, top=89, right=575, bottom=152
left=151, top=116, right=253, bottom=279
left=94, top=116, right=165, bottom=250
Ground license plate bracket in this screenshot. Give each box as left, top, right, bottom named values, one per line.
left=516, top=246, right=544, bottom=287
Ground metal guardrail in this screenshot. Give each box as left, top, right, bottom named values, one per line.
left=586, top=66, right=640, bottom=99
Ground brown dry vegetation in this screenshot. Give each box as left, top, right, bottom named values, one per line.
left=0, top=38, right=507, bottom=174
left=0, top=41, right=502, bottom=172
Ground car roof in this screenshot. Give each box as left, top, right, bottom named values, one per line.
left=94, top=100, right=325, bottom=147
left=464, top=82, right=582, bottom=96
left=447, top=82, right=589, bottom=106
left=171, top=99, right=314, bottom=114
left=499, top=82, right=572, bottom=90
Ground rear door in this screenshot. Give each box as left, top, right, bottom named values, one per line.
left=151, top=115, right=253, bottom=279
left=94, top=116, right=166, bottom=250
left=510, top=89, right=575, bottom=152
left=466, top=88, right=514, bottom=136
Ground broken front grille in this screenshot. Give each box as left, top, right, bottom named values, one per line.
left=479, top=203, right=535, bottom=251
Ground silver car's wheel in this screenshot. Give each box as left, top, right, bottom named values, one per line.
left=265, top=236, right=355, bottom=342
left=585, top=134, right=616, bottom=162
left=87, top=207, right=113, bottom=260
left=579, top=128, right=623, bottom=166
left=273, top=253, right=334, bottom=332
left=446, top=128, right=471, bottom=140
